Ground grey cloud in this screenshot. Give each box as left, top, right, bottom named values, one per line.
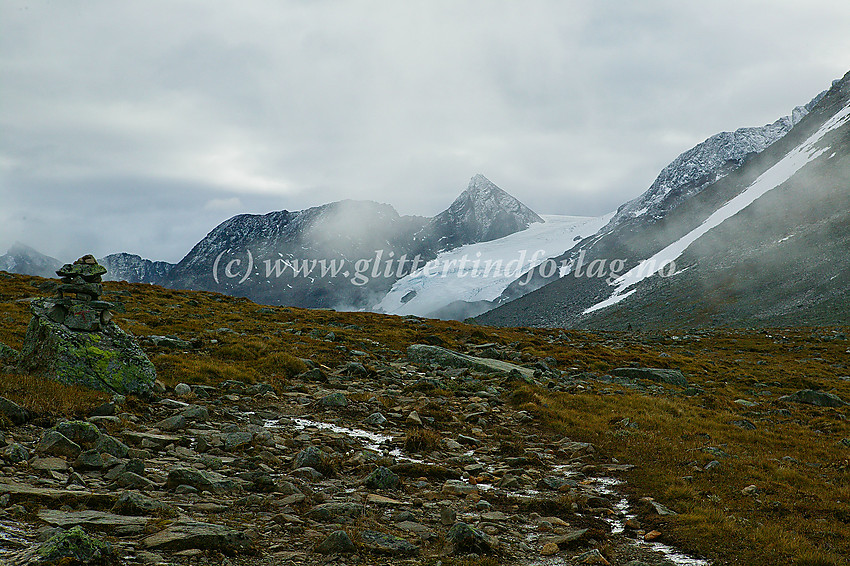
left=1, top=0, right=849, bottom=261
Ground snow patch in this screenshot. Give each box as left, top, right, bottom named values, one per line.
left=377, top=214, right=612, bottom=317
left=584, top=102, right=850, bottom=315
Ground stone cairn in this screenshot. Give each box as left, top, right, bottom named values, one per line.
left=19, top=253, right=157, bottom=397
left=45, top=254, right=113, bottom=331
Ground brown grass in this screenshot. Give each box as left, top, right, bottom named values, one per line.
left=0, top=371, right=109, bottom=421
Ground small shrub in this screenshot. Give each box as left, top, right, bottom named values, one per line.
left=404, top=429, right=441, bottom=453
left=258, top=352, right=308, bottom=378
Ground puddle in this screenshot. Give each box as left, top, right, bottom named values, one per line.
left=265, top=417, right=418, bottom=462
left=589, top=477, right=710, bottom=566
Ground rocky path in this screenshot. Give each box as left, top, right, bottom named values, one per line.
left=0, top=353, right=712, bottom=565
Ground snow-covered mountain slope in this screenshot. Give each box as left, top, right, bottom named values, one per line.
left=604, top=88, right=828, bottom=229
left=0, top=242, right=61, bottom=278
left=585, top=101, right=850, bottom=315
left=479, top=70, right=850, bottom=329
left=489, top=90, right=832, bottom=310
left=376, top=214, right=611, bottom=319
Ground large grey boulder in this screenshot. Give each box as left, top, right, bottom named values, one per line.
left=407, top=344, right=534, bottom=379
left=610, top=367, right=688, bottom=388
left=779, top=389, right=847, bottom=407
left=18, top=298, right=156, bottom=397
left=142, top=520, right=254, bottom=555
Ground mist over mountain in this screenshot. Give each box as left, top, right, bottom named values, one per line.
left=417, top=174, right=544, bottom=252
left=478, top=70, right=850, bottom=329
left=160, top=175, right=542, bottom=310
left=0, top=242, right=61, bottom=279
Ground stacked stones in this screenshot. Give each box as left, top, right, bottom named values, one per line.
left=46, top=254, right=113, bottom=331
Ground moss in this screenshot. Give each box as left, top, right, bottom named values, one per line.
left=37, top=525, right=115, bottom=564
left=0, top=341, right=19, bottom=363
left=22, top=303, right=155, bottom=396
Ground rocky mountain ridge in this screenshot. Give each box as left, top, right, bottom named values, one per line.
left=479, top=70, right=850, bottom=329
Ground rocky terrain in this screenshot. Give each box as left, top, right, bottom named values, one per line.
left=0, top=350, right=703, bottom=566
left=0, top=273, right=848, bottom=566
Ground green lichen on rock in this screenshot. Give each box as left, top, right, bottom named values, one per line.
left=0, top=341, right=19, bottom=364
left=11, top=525, right=117, bottom=565
left=18, top=299, right=156, bottom=397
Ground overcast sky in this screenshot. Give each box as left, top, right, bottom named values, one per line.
left=1, top=1, right=849, bottom=263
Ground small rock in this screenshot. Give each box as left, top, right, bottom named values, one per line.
left=360, top=530, right=419, bottom=556
left=541, top=542, right=560, bottom=556
left=442, top=479, right=477, bottom=495
left=365, top=466, right=400, bottom=490
left=307, top=502, right=364, bottom=522
left=37, top=430, right=82, bottom=459
left=294, top=446, right=326, bottom=470
left=54, top=421, right=101, bottom=447
left=440, top=507, right=457, bottom=526
left=319, top=392, right=348, bottom=408
left=174, top=383, right=192, bottom=396
left=73, top=449, right=105, bottom=470
left=364, top=412, right=388, bottom=426
left=113, top=491, right=176, bottom=517
left=142, top=520, right=254, bottom=555
left=0, top=396, right=29, bottom=425
left=406, top=410, right=422, bottom=426
left=445, top=522, right=496, bottom=555
left=94, top=434, right=130, bottom=459
left=166, top=467, right=238, bottom=493
left=315, top=530, right=356, bottom=554
left=644, top=530, right=662, bottom=541
left=155, top=414, right=187, bottom=432
left=3, top=443, right=29, bottom=463
left=223, top=431, right=254, bottom=451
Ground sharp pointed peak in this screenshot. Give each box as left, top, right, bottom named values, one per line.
left=466, top=173, right=499, bottom=191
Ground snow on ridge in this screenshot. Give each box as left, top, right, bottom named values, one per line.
left=584, top=101, right=850, bottom=315
left=376, top=214, right=612, bottom=317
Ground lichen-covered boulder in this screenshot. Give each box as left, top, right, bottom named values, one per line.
left=18, top=299, right=156, bottom=397
left=9, top=525, right=118, bottom=565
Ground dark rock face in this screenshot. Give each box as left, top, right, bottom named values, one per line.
left=419, top=174, right=543, bottom=251
left=0, top=242, right=62, bottom=279
left=100, top=253, right=174, bottom=285
left=315, top=530, right=356, bottom=554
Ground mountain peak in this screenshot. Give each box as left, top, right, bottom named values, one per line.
left=426, top=175, right=544, bottom=250
left=467, top=173, right=496, bottom=190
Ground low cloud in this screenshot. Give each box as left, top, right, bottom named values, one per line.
left=1, top=1, right=849, bottom=261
